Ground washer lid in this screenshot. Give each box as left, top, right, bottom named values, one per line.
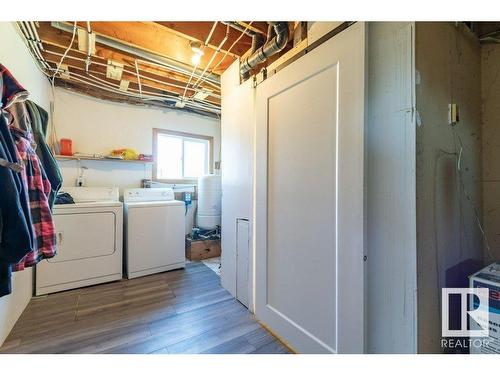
left=125, top=200, right=184, bottom=208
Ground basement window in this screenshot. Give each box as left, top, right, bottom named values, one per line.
left=153, top=129, right=213, bottom=182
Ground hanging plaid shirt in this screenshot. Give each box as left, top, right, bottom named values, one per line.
left=9, top=126, right=56, bottom=271
left=0, top=64, right=29, bottom=110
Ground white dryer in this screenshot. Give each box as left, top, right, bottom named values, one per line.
left=123, top=188, right=185, bottom=279
left=36, top=187, right=123, bottom=296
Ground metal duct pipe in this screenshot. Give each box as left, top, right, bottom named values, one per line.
left=250, top=33, right=265, bottom=55
left=240, top=21, right=289, bottom=78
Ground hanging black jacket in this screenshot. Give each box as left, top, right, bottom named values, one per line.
left=25, top=101, right=62, bottom=208
left=0, top=114, right=35, bottom=297
left=0, top=63, right=35, bottom=297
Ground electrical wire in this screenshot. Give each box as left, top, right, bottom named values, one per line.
left=181, top=22, right=224, bottom=102
left=451, top=127, right=495, bottom=261
left=48, top=21, right=78, bottom=153
left=192, top=21, right=254, bottom=91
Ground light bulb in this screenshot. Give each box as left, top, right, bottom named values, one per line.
left=191, top=53, right=202, bottom=65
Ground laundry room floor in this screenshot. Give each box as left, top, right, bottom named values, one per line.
left=0, top=263, right=290, bottom=354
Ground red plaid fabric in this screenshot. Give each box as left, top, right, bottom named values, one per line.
left=9, top=126, right=56, bottom=271
left=0, top=64, right=29, bottom=109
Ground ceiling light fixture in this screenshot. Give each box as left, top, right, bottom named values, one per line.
left=190, top=41, right=204, bottom=66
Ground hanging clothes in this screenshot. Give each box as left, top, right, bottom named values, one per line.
left=5, top=101, right=31, bottom=132
left=0, top=115, right=34, bottom=297
left=10, top=126, right=56, bottom=271
left=0, top=63, right=52, bottom=297
left=1, top=64, right=29, bottom=109
left=25, top=101, right=62, bottom=208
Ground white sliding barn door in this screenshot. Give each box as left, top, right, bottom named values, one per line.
left=254, top=23, right=365, bottom=353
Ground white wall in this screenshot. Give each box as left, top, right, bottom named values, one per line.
left=220, top=60, right=254, bottom=306
left=0, top=22, right=51, bottom=346
left=53, top=88, right=220, bottom=193
left=366, top=22, right=417, bottom=354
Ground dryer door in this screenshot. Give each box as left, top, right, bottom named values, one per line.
left=50, top=211, right=117, bottom=262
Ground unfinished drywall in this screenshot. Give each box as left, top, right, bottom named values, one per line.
left=366, top=22, right=417, bottom=354
left=0, top=22, right=51, bottom=346
left=481, top=43, right=500, bottom=262
left=220, top=60, right=254, bottom=307
left=53, top=88, right=220, bottom=193
left=415, top=22, right=483, bottom=353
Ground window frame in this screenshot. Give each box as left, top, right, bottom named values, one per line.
left=153, top=128, right=214, bottom=183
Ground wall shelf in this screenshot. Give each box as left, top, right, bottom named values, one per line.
left=55, top=155, right=154, bottom=164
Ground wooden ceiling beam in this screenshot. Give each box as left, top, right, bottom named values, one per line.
left=37, top=25, right=220, bottom=94
left=73, top=21, right=236, bottom=74
left=238, top=21, right=269, bottom=35
left=44, top=58, right=220, bottom=106
left=41, top=45, right=220, bottom=95
left=154, top=22, right=253, bottom=58
left=54, top=79, right=218, bottom=118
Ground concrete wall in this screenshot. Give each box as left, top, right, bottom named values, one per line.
left=366, top=22, right=417, bottom=354
left=481, top=44, right=500, bottom=262
left=415, top=22, right=483, bottom=353
left=54, top=88, right=220, bottom=193
left=0, top=22, right=51, bottom=346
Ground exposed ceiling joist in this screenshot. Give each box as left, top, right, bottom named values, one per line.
left=73, top=21, right=236, bottom=75
left=154, top=21, right=253, bottom=58
left=20, top=21, right=295, bottom=117
left=37, top=26, right=221, bottom=94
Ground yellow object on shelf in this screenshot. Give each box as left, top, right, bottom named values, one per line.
left=110, top=148, right=139, bottom=160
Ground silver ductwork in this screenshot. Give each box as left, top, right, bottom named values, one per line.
left=240, top=22, right=288, bottom=78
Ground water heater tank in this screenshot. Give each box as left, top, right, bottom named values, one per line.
left=196, top=174, right=222, bottom=230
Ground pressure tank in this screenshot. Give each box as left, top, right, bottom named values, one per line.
left=196, top=174, right=222, bottom=230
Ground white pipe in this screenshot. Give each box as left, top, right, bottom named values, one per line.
left=19, top=22, right=48, bottom=69
left=54, top=69, right=220, bottom=113
left=85, top=21, right=92, bottom=73
left=205, top=22, right=218, bottom=46
left=134, top=59, right=142, bottom=97
left=19, top=23, right=220, bottom=115
left=136, top=58, right=220, bottom=91
left=29, top=21, right=44, bottom=51
left=191, top=25, right=229, bottom=90
left=182, top=24, right=229, bottom=101
left=51, top=21, right=220, bottom=86
left=52, top=21, right=77, bottom=82
left=42, top=50, right=222, bottom=100
left=193, top=21, right=253, bottom=90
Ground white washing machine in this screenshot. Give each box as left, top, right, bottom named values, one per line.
left=36, top=187, right=123, bottom=296
left=124, top=188, right=185, bottom=279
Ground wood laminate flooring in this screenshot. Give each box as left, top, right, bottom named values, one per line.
left=0, top=262, right=291, bottom=354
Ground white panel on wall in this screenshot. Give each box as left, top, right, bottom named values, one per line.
left=236, top=219, right=250, bottom=307
left=220, top=60, right=255, bottom=306
left=0, top=22, right=51, bottom=347
left=366, top=22, right=417, bottom=354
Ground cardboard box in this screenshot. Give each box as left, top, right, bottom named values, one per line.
left=469, top=262, right=500, bottom=354
left=185, top=238, right=221, bottom=261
